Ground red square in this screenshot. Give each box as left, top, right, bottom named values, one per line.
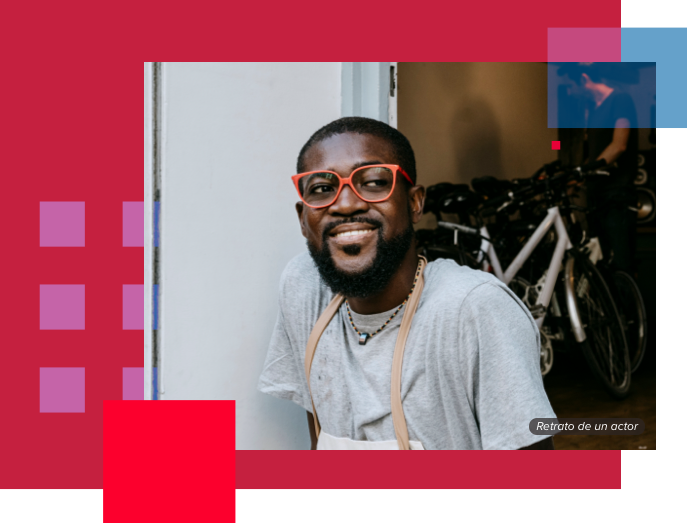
left=552, top=141, right=561, bottom=150
left=104, top=401, right=235, bottom=522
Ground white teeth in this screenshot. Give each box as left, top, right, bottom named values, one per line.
left=333, top=229, right=374, bottom=238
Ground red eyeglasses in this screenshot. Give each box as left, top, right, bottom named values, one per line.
left=292, top=164, right=414, bottom=209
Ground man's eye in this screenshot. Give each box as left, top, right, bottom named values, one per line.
left=363, top=180, right=388, bottom=187
left=311, top=184, right=335, bottom=194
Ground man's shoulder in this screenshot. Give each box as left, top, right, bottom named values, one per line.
left=425, top=260, right=538, bottom=344
left=279, top=252, right=331, bottom=304
left=282, top=251, right=318, bottom=278
left=425, top=257, right=503, bottom=289
left=423, top=258, right=511, bottom=311
left=280, top=251, right=321, bottom=287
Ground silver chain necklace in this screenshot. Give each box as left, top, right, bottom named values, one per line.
left=344, top=261, right=422, bottom=346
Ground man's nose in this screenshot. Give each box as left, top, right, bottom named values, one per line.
left=328, top=184, right=368, bottom=215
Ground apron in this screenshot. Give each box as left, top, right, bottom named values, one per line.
left=304, top=256, right=427, bottom=450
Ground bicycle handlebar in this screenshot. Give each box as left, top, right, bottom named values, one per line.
left=582, top=158, right=608, bottom=173
left=530, top=159, right=562, bottom=180
left=480, top=160, right=610, bottom=215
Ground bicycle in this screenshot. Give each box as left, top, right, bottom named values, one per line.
left=586, top=250, right=648, bottom=375
left=611, top=270, right=648, bottom=373
left=417, top=183, right=483, bottom=269
left=426, top=163, right=632, bottom=398
left=558, top=173, right=649, bottom=375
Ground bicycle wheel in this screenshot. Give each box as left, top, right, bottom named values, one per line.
left=612, top=271, right=648, bottom=373
left=567, top=252, right=631, bottom=399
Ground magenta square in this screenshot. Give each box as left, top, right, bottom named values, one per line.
left=123, top=284, right=144, bottom=330
left=123, top=202, right=144, bottom=247
left=40, top=202, right=85, bottom=247
left=552, top=141, right=561, bottom=150
left=40, top=368, right=85, bottom=413
left=548, top=28, right=621, bottom=62
left=40, top=285, right=85, bottom=330
left=123, top=367, right=144, bottom=400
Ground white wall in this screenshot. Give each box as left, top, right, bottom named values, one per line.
left=158, top=62, right=341, bottom=449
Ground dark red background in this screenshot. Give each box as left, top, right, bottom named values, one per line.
left=0, top=0, right=620, bottom=490
left=0, top=112, right=141, bottom=487
left=236, top=450, right=621, bottom=488
left=0, top=11, right=141, bottom=488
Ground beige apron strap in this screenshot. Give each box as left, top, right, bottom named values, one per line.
left=390, top=256, right=426, bottom=450
left=305, top=293, right=345, bottom=437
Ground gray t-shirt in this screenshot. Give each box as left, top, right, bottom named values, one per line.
left=258, top=253, right=556, bottom=450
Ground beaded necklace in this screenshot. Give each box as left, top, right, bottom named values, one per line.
left=345, top=260, right=423, bottom=346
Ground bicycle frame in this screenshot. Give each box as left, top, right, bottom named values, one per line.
left=439, top=206, right=572, bottom=330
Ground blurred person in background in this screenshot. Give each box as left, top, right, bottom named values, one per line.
left=565, top=63, right=639, bottom=274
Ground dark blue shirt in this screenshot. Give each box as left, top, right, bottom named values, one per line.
left=586, top=91, right=638, bottom=191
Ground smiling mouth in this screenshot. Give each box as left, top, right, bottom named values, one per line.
left=331, top=229, right=376, bottom=239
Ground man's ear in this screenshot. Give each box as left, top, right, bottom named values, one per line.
left=408, top=185, right=425, bottom=225
left=296, top=201, right=307, bottom=237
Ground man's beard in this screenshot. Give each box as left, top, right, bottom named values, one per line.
left=307, top=217, right=415, bottom=299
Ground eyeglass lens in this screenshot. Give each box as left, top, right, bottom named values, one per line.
left=299, top=167, right=394, bottom=206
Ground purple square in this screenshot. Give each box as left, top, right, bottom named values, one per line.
left=40, top=202, right=85, bottom=247
left=40, top=285, right=85, bottom=330
left=123, top=367, right=144, bottom=400
left=123, top=201, right=144, bottom=247
left=548, top=28, right=621, bottom=62
left=123, top=284, right=144, bottom=330
left=40, top=368, right=85, bottom=413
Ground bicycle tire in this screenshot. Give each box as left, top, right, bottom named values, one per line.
left=568, top=253, right=631, bottom=399
left=612, top=271, right=648, bottom=373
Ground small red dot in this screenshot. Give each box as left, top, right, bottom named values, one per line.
left=552, top=141, right=561, bottom=150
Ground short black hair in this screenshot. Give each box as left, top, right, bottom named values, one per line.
left=297, top=117, right=418, bottom=184
left=559, top=63, right=604, bottom=85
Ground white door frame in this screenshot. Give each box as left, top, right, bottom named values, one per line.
left=143, top=62, right=155, bottom=400
left=341, top=62, right=397, bottom=127
left=389, top=62, right=398, bottom=128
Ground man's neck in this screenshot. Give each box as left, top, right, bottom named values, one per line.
left=346, top=246, right=419, bottom=315
left=593, top=85, right=614, bottom=108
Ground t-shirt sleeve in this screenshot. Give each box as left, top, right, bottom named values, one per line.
left=612, top=92, right=637, bottom=128
left=460, top=281, right=557, bottom=450
left=257, top=269, right=312, bottom=413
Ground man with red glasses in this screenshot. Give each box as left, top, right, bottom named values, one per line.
left=258, top=117, right=556, bottom=450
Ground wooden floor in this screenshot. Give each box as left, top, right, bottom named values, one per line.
left=543, top=347, right=656, bottom=450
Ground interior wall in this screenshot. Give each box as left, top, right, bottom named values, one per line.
left=398, top=62, right=558, bottom=228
